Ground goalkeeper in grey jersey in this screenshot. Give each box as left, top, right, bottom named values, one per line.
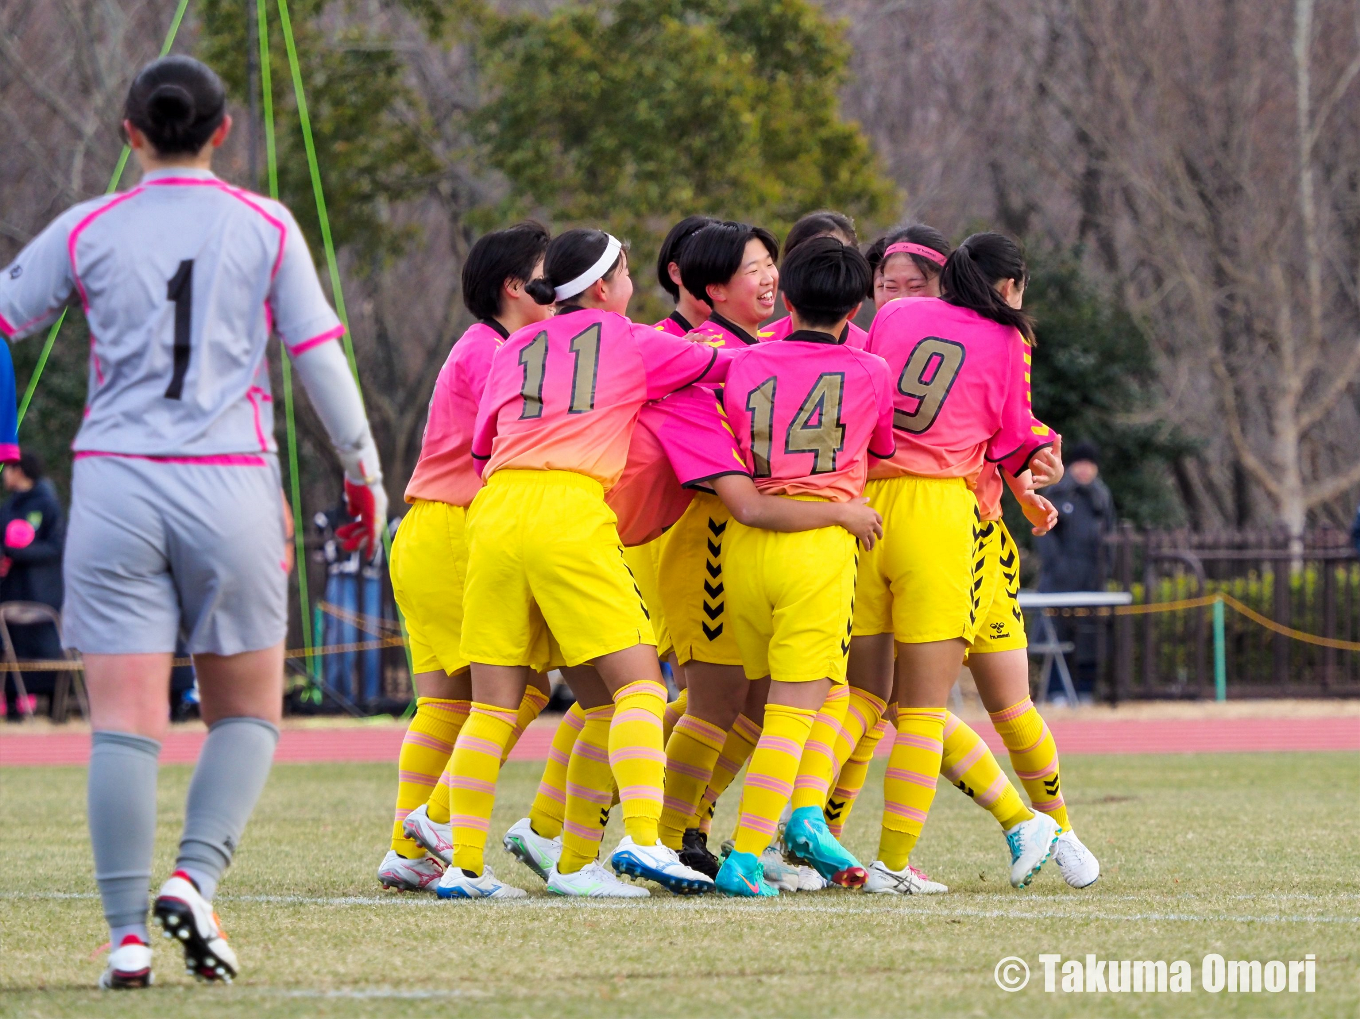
left=0, top=55, right=385, bottom=989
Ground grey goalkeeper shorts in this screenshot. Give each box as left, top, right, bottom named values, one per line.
left=63, top=453, right=288, bottom=656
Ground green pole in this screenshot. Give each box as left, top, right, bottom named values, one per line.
left=1213, top=595, right=1226, bottom=702
left=274, top=0, right=414, bottom=702
left=257, top=0, right=317, bottom=681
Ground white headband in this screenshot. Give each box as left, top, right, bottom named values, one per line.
left=554, top=234, right=623, bottom=301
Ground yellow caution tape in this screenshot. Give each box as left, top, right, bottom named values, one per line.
left=1042, top=592, right=1360, bottom=649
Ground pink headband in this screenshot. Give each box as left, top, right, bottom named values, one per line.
left=883, top=241, right=946, bottom=267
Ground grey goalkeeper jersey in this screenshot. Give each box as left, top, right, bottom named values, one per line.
left=0, top=168, right=345, bottom=458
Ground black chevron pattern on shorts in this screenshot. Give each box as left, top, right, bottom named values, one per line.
left=701, top=514, right=725, bottom=642
left=620, top=546, right=650, bottom=619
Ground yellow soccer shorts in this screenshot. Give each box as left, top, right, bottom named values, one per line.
left=623, top=535, right=672, bottom=659
left=389, top=498, right=471, bottom=676
left=461, top=470, right=655, bottom=669
left=657, top=491, right=744, bottom=667
left=967, top=519, right=1029, bottom=656
left=853, top=475, right=983, bottom=645
left=725, top=519, right=858, bottom=684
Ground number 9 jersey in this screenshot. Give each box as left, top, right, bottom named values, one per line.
left=864, top=296, right=1054, bottom=482
left=0, top=167, right=343, bottom=458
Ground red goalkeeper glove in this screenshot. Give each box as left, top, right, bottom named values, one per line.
left=336, top=476, right=387, bottom=560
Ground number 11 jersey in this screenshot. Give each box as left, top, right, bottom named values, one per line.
left=0, top=167, right=343, bottom=458
left=472, top=306, right=729, bottom=490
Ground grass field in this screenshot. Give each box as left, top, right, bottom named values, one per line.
left=2, top=750, right=1357, bottom=1018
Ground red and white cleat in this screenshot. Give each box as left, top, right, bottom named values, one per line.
left=153, top=872, right=238, bottom=983
left=98, top=935, right=153, bottom=989
left=377, top=849, right=445, bottom=891
left=402, top=803, right=453, bottom=865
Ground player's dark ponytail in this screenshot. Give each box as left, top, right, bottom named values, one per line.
left=939, top=232, right=1035, bottom=343
left=124, top=56, right=227, bottom=155
left=526, top=228, right=628, bottom=306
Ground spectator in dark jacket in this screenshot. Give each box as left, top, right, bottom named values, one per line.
left=1035, top=442, right=1116, bottom=701
left=1036, top=441, right=1116, bottom=592
left=1, top=451, right=66, bottom=719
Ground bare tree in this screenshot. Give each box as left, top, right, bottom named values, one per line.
left=826, top=0, right=1360, bottom=536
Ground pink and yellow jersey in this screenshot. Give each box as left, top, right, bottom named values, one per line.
left=688, top=311, right=773, bottom=353
left=762, top=314, right=868, bottom=349
left=721, top=330, right=896, bottom=502
left=472, top=307, right=729, bottom=489
left=607, top=387, right=746, bottom=546
left=865, top=297, right=1054, bottom=482
left=652, top=310, right=697, bottom=338
left=404, top=320, right=506, bottom=507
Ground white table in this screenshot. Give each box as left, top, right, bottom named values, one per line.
left=1016, top=591, right=1133, bottom=704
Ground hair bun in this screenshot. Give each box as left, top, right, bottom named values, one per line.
left=147, top=83, right=196, bottom=136
left=524, top=277, right=557, bottom=306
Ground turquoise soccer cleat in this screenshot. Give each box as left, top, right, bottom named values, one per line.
left=715, top=849, right=779, bottom=897
left=782, top=806, right=868, bottom=887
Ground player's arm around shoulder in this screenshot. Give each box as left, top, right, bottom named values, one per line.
left=632, top=319, right=730, bottom=398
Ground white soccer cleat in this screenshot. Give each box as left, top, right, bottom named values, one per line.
left=435, top=865, right=528, bottom=900
left=609, top=836, right=714, bottom=895
left=1053, top=828, right=1101, bottom=888
left=377, top=849, right=444, bottom=891
left=863, top=859, right=948, bottom=895
left=759, top=847, right=801, bottom=892
left=547, top=861, right=651, bottom=898
left=98, top=935, right=153, bottom=990
left=402, top=803, right=453, bottom=865
left=502, top=817, right=562, bottom=881
left=153, top=872, right=238, bottom=983
left=1004, top=811, right=1060, bottom=888
left=796, top=865, right=830, bottom=892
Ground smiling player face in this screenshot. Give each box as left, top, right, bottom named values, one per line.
left=710, top=238, right=778, bottom=329
left=873, top=252, right=939, bottom=310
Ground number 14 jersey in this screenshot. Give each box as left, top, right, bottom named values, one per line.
left=0, top=167, right=344, bottom=458
left=721, top=329, right=896, bottom=502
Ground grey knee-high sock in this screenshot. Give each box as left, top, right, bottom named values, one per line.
left=89, top=732, right=161, bottom=934
left=175, top=717, right=279, bottom=901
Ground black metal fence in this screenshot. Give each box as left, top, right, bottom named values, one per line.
left=287, top=526, right=1360, bottom=712
left=1101, top=525, right=1360, bottom=700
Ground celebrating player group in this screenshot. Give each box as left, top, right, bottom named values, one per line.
left=0, top=56, right=1100, bottom=990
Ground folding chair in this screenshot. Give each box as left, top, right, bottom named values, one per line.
left=0, top=601, right=86, bottom=722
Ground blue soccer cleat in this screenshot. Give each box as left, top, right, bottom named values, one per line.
left=783, top=806, right=868, bottom=887
left=715, top=849, right=779, bottom=897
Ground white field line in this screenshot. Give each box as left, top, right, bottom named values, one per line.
left=3, top=890, right=1355, bottom=924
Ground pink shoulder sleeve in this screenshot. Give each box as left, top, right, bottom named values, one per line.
left=634, top=323, right=729, bottom=399
left=986, top=335, right=1055, bottom=476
